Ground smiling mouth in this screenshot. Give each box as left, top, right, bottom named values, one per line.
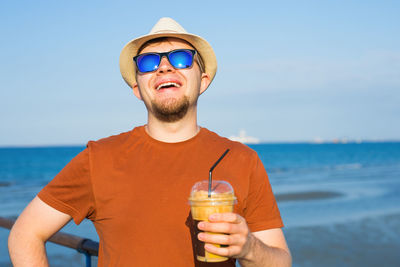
left=156, top=82, right=181, bottom=91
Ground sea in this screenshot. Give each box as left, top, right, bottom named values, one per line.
left=1, top=142, right=400, bottom=266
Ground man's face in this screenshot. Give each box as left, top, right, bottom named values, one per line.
left=133, top=38, right=210, bottom=122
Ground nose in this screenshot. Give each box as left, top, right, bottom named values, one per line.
left=157, top=55, right=175, bottom=74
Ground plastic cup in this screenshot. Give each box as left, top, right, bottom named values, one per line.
left=188, top=180, right=237, bottom=262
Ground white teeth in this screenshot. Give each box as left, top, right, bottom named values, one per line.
left=156, top=82, right=180, bottom=90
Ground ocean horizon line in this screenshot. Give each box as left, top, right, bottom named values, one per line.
left=1, top=139, right=400, bottom=149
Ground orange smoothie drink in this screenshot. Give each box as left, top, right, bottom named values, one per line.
left=188, top=180, right=237, bottom=262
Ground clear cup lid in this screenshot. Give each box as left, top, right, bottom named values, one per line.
left=189, top=180, right=237, bottom=201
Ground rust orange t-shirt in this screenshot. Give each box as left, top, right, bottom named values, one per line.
left=38, top=126, right=283, bottom=266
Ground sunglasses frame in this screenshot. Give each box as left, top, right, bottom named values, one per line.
left=133, top=49, right=196, bottom=73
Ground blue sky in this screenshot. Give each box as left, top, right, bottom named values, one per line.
left=1, top=0, right=399, bottom=146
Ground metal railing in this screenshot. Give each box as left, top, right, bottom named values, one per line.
left=0, top=216, right=99, bottom=267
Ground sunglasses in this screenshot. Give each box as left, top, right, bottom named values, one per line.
left=133, top=49, right=196, bottom=73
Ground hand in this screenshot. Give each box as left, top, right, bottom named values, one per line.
left=197, top=212, right=255, bottom=259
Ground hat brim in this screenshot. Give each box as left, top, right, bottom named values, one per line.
left=119, top=32, right=217, bottom=89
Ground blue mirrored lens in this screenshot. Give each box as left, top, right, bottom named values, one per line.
left=169, top=50, right=193, bottom=69
left=137, top=54, right=160, bottom=72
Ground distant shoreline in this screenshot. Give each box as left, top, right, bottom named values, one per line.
left=251, top=140, right=400, bottom=145
left=1, top=140, right=400, bottom=148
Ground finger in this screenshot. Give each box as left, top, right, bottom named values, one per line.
left=208, top=213, right=244, bottom=224
left=198, top=232, right=230, bottom=245
left=198, top=232, right=246, bottom=246
left=198, top=221, right=240, bottom=234
left=203, top=243, right=241, bottom=257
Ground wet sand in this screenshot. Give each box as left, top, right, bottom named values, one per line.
left=285, top=213, right=400, bottom=267
left=276, top=191, right=343, bottom=202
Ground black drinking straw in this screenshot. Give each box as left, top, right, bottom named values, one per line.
left=208, top=149, right=230, bottom=197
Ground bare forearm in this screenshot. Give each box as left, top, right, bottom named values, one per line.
left=238, top=234, right=292, bottom=267
left=8, top=232, right=49, bottom=267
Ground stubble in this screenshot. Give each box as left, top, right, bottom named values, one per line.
left=151, top=96, right=191, bottom=122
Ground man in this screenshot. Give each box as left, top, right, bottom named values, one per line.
left=8, top=18, right=291, bottom=266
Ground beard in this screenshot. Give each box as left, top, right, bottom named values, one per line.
left=151, top=96, right=191, bottom=122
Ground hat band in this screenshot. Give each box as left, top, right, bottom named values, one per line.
left=152, top=29, right=182, bottom=34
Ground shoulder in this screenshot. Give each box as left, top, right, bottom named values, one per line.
left=86, top=126, right=145, bottom=152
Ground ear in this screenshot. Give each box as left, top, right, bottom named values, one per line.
left=199, top=73, right=211, bottom=95
left=132, top=83, right=143, bottom=100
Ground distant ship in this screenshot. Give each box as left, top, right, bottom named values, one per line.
left=229, top=130, right=260, bottom=144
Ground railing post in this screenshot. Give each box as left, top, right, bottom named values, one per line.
left=83, top=251, right=92, bottom=267
left=76, top=238, right=93, bottom=267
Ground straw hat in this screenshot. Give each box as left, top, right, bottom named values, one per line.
left=119, top=17, right=217, bottom=89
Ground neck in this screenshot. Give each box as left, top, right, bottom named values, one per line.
left=145, top=108, right=200, bottom=143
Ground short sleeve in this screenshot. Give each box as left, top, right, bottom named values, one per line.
left=37, top=147, right=96, bottom=225
left=244, top=154, right=283, bottom=232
